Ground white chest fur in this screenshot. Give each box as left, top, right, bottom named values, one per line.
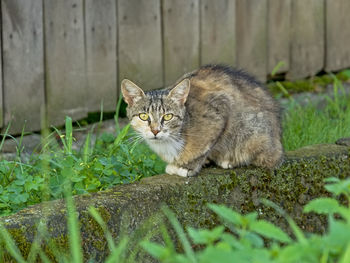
left=146, top=138, right=184, bottom=163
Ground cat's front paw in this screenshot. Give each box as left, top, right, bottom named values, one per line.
left=166, top=164, right=189, bottom=177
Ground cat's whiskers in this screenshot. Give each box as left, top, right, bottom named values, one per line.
left=128, top=133, right=145, bottom=146
left=128, top=133, right=143, bottom=141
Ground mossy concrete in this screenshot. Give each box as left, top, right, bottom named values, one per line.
left=0, top=144, right=349, bottom=262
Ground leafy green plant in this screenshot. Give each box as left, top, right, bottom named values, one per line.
left=0, top=183, right=130, bottom=262
left=0, top=115, right=165, bottom=216
left=2, top=177, right=350, bottom=262
left=141, top=177, right=350, bottom=263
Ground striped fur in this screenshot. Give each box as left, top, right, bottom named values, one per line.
left=122, top=65, right=283, bottom=177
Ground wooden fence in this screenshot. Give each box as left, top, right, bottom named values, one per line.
left=1, top=0, right=350, bottom=134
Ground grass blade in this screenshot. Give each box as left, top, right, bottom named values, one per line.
left=340, top=243, right=350, bottom=263
left=82, top=131, right=91, bottom=163
left=105, top=237, right=129, bottom=263
left=65, top=116, right=73, bottom=154
left=113, top=124, right=130, bottom=148
left=160, top=224, right=176, bottom=253
left=95, top=102, right=104, bottom=143
left=16, top=122, right=27, bottom=158
left=271, top=61, right=286, bottom=77
left=0, top=122, right=11, bottom=152
left=27, top=223, right=45, bottom=263
left=0, top=223, right=26, bottom=263
left=52, top=126, right=68, bottom=153
left=39, top=250, right=53, bottom=263
left=114, top=95, right=123, bottom=135
left=65, top=188, right=83, bottom=263
left=161, top=206, right=197, bottom=263
left=89, top=206, right=116, bottom=251
left=261, top=199, right=306, bottom=244
left=276, top=81, right=293, bottom=101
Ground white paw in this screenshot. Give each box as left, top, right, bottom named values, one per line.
left=166, top=164, right=189, bottom=177
left=219, top=161, right=233, bottom=169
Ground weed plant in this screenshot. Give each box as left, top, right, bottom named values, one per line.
left=141, top=177, right=350, bottom=263
left=1, top=177, right=350, bottom=262
left=0, top=100, right=165, bottom=216
left=0, top=182, right=130, bottom=262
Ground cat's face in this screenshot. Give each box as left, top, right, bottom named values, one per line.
left=121, top=79, right=190, bottom=143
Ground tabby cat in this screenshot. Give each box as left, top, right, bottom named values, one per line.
left=121, top=65, right=283, bottom=177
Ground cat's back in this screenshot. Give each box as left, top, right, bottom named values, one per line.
left=184, top=64, right=259, bottom=92
left=181, top=64, right=277, bottom=112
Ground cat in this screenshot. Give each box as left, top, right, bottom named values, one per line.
left=121, top=64, right=283, bottom=177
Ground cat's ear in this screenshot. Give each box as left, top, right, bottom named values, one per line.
left=121, top=79, right=145, bottom=106
left=168, top=79, right=190, bottom=105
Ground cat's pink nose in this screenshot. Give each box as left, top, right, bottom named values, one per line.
left=151, top=129, right=160, bottom=136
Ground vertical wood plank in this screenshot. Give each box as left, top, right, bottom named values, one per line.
left=325, top=0, right=350, bottom=71
left=118, top=0, right=163, bottom=91
left=44, top=0, right=87, bottom=126
left=236, top=0, right=268, bottom=81
left=0, top=3, right=3, bottom=128
left=85, top=0, right=117, bottom=112
left=200, top=0, right=236, bottom=66
left=162, top=0, right=200, bottom=86
left=267, top=0, right=291, bottom=74
left=1, top=0, right=44, bottom=133
left=288, top=0, right=324, bottom=80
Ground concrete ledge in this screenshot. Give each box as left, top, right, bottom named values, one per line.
left=0, top=144, right=349, bottom=261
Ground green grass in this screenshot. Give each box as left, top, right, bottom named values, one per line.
left=267, top=68, right=350, bottom=96
left=0, top=188, right=130, bottom=262
left=0, top=75, right=348, bottom=217
left=141, top=177, right=350, bottom=263
left=2, top=177, right=350, bottom=262
left=281, top=77, right=350, bottom=151
left=0, top=102, right=166, bottom=217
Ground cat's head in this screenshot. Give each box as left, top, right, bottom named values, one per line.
left=121, top=79, right=190, bottom=142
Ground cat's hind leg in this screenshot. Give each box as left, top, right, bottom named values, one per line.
left=211, top=155, right=246, bottom=169
left=210, top=134, right=282, bottom=169
left=252, top=138, right=283, bottom=169
left=234, top=135, right=282, bottom=169
left=209, top=148, right=242, bottom=169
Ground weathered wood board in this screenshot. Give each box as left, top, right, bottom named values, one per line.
left=200, top=0, right=236, bottom=67
left=325, top=0, right=350, bottom=72
left=0, top=4, right=3, bottom=129
left=1, top=0, right=45, bottom=134
left=288, top=0, right=324, bottom=80
left=162, top=0, right=200, bottom=86
left=44, top=0, right=87, bottom=126
left=1, top=0, right=350, bottom=135
left=236, top=0, right=268, bottom=81
left=267, top=0, right=291, bottom=74
left=85, top=0, right=117, bottom=113
left=118, top=0, right=163, bottom=91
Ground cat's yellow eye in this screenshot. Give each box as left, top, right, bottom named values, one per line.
left=139, top=113, right=149, bottom=121
left=163, top=113, right=173, bottom=121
